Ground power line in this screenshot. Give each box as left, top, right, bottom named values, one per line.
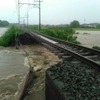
left=17, top=0, right=43, bottom=30
left=34, top=0, right=43, bottom=30
left=14, top=0, right=18, bottom=12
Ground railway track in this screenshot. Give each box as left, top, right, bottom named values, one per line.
left=21, top=29, right=100, bottom=99
left=24, top=30, right=100, bottom=71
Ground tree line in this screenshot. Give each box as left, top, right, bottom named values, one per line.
left=0, top=20, right=9, bottom=27
left=43, top=20, right=100, bottom=29
left=70, top=20, right=100, bottom=28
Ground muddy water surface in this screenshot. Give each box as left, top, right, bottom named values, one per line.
left=0, top=45, right=60, bottom=100
left=0, top=27, right=7, bottom=36
left=76, top=30, right=100, bottom=47
left=0, top=51, right=28, bottom=79
left=0, top=48, right=28, bottom=100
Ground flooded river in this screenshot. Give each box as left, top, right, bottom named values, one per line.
left=76, top=30, right=100, bottom=47
left=0, top=28, right=28, bottom=99
left=0, top=48, right=28, bottom=99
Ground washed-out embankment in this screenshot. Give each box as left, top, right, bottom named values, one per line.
left=0, top=28, right=100, bottom=99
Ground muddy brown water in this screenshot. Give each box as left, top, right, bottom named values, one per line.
left=0, top=45, right=60, bottom=100
left=0, top=28, right=23, bottom=99
left=76, top=30, right=100, bottom=47
left=0, top=51, right=28, bottom=79
left=0, top=49, right=28, bottom=100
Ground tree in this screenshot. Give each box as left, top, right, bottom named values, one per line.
left=2, top=21, right=9, bottom=26
left=96, top=24, right=100, bottom=28
left=70, top=20, right=80, bottom=28
left=0, top=20, right=3, bottom=27
left=0, top=20, right=9, bottom=27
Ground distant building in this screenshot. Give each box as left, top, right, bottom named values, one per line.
left=82, top=23, right=98, bottom=28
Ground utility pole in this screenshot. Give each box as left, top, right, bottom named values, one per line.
left=27, top=12, right=28, bottom=27
left=23, top=18, right=25, bottom=27
left=18, top=0, right=20, bottom=25
left=84, top=19, right=86, bottom=25
left=34, top=0, right=42, bottom=30
left=17, top=0, right=43, bottom=29
left=15, top=0, right=20, bottom=49
left=39, top=0, right=41, bottom=30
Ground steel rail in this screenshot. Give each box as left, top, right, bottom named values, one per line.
left=26, top=30, right=100, bottom=71
left=30, top=30, right=100, bottom=55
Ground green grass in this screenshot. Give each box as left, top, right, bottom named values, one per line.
left=73, top=28, right=100, bottom=31
left=0, top=25, right=22, bottom=47
left=41, top=28, right=80, bottom=44
left=92, top=46, right=100, bottom=50
left=27, top=25, right=39, bottom=31
left=27, top=25, right=80, bottom=44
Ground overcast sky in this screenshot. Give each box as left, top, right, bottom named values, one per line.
left=0, top=0, right=100, bottom=25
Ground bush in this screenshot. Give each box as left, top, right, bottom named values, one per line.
left=70, top=20, right=80, bottom=28
left=0, top=25, right=21, bottom=47
left=41, top=28, right=80, bottom=44
left=27, top=25, right=39, bottom=31
left=92, top=46, right=100, bottom=50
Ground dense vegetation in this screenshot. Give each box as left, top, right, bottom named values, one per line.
left=0, top=20, right=9, bottom=27
left=41, top=28, right=80, bottom=44
left=0, top=25, right=21, bottom=46
left=2, top=20, right=100, bottom=47
left=70, top=20, right=80, bottom=28
left=70, top=20, right=100, bottom=29
left=27, top=25, right=80, bottom=44
left=92, top=46, right=100, bottom=51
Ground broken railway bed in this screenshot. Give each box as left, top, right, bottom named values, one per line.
left=20, top=29, right=100, bottom=100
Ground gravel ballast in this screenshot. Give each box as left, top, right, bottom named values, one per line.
left=46, top=61, right=100, bottom=100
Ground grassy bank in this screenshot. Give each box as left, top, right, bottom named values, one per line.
left=92, top=46, right=100, bottom=50
left=73, top=28, right=100, bottom=31
left=27, top=25, right=80, bottom=44
left=41, top=28, right=80, bottom=44
left=0, top=25, right=80, bottom=46
left=0, top=25, right=21, bottom=47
